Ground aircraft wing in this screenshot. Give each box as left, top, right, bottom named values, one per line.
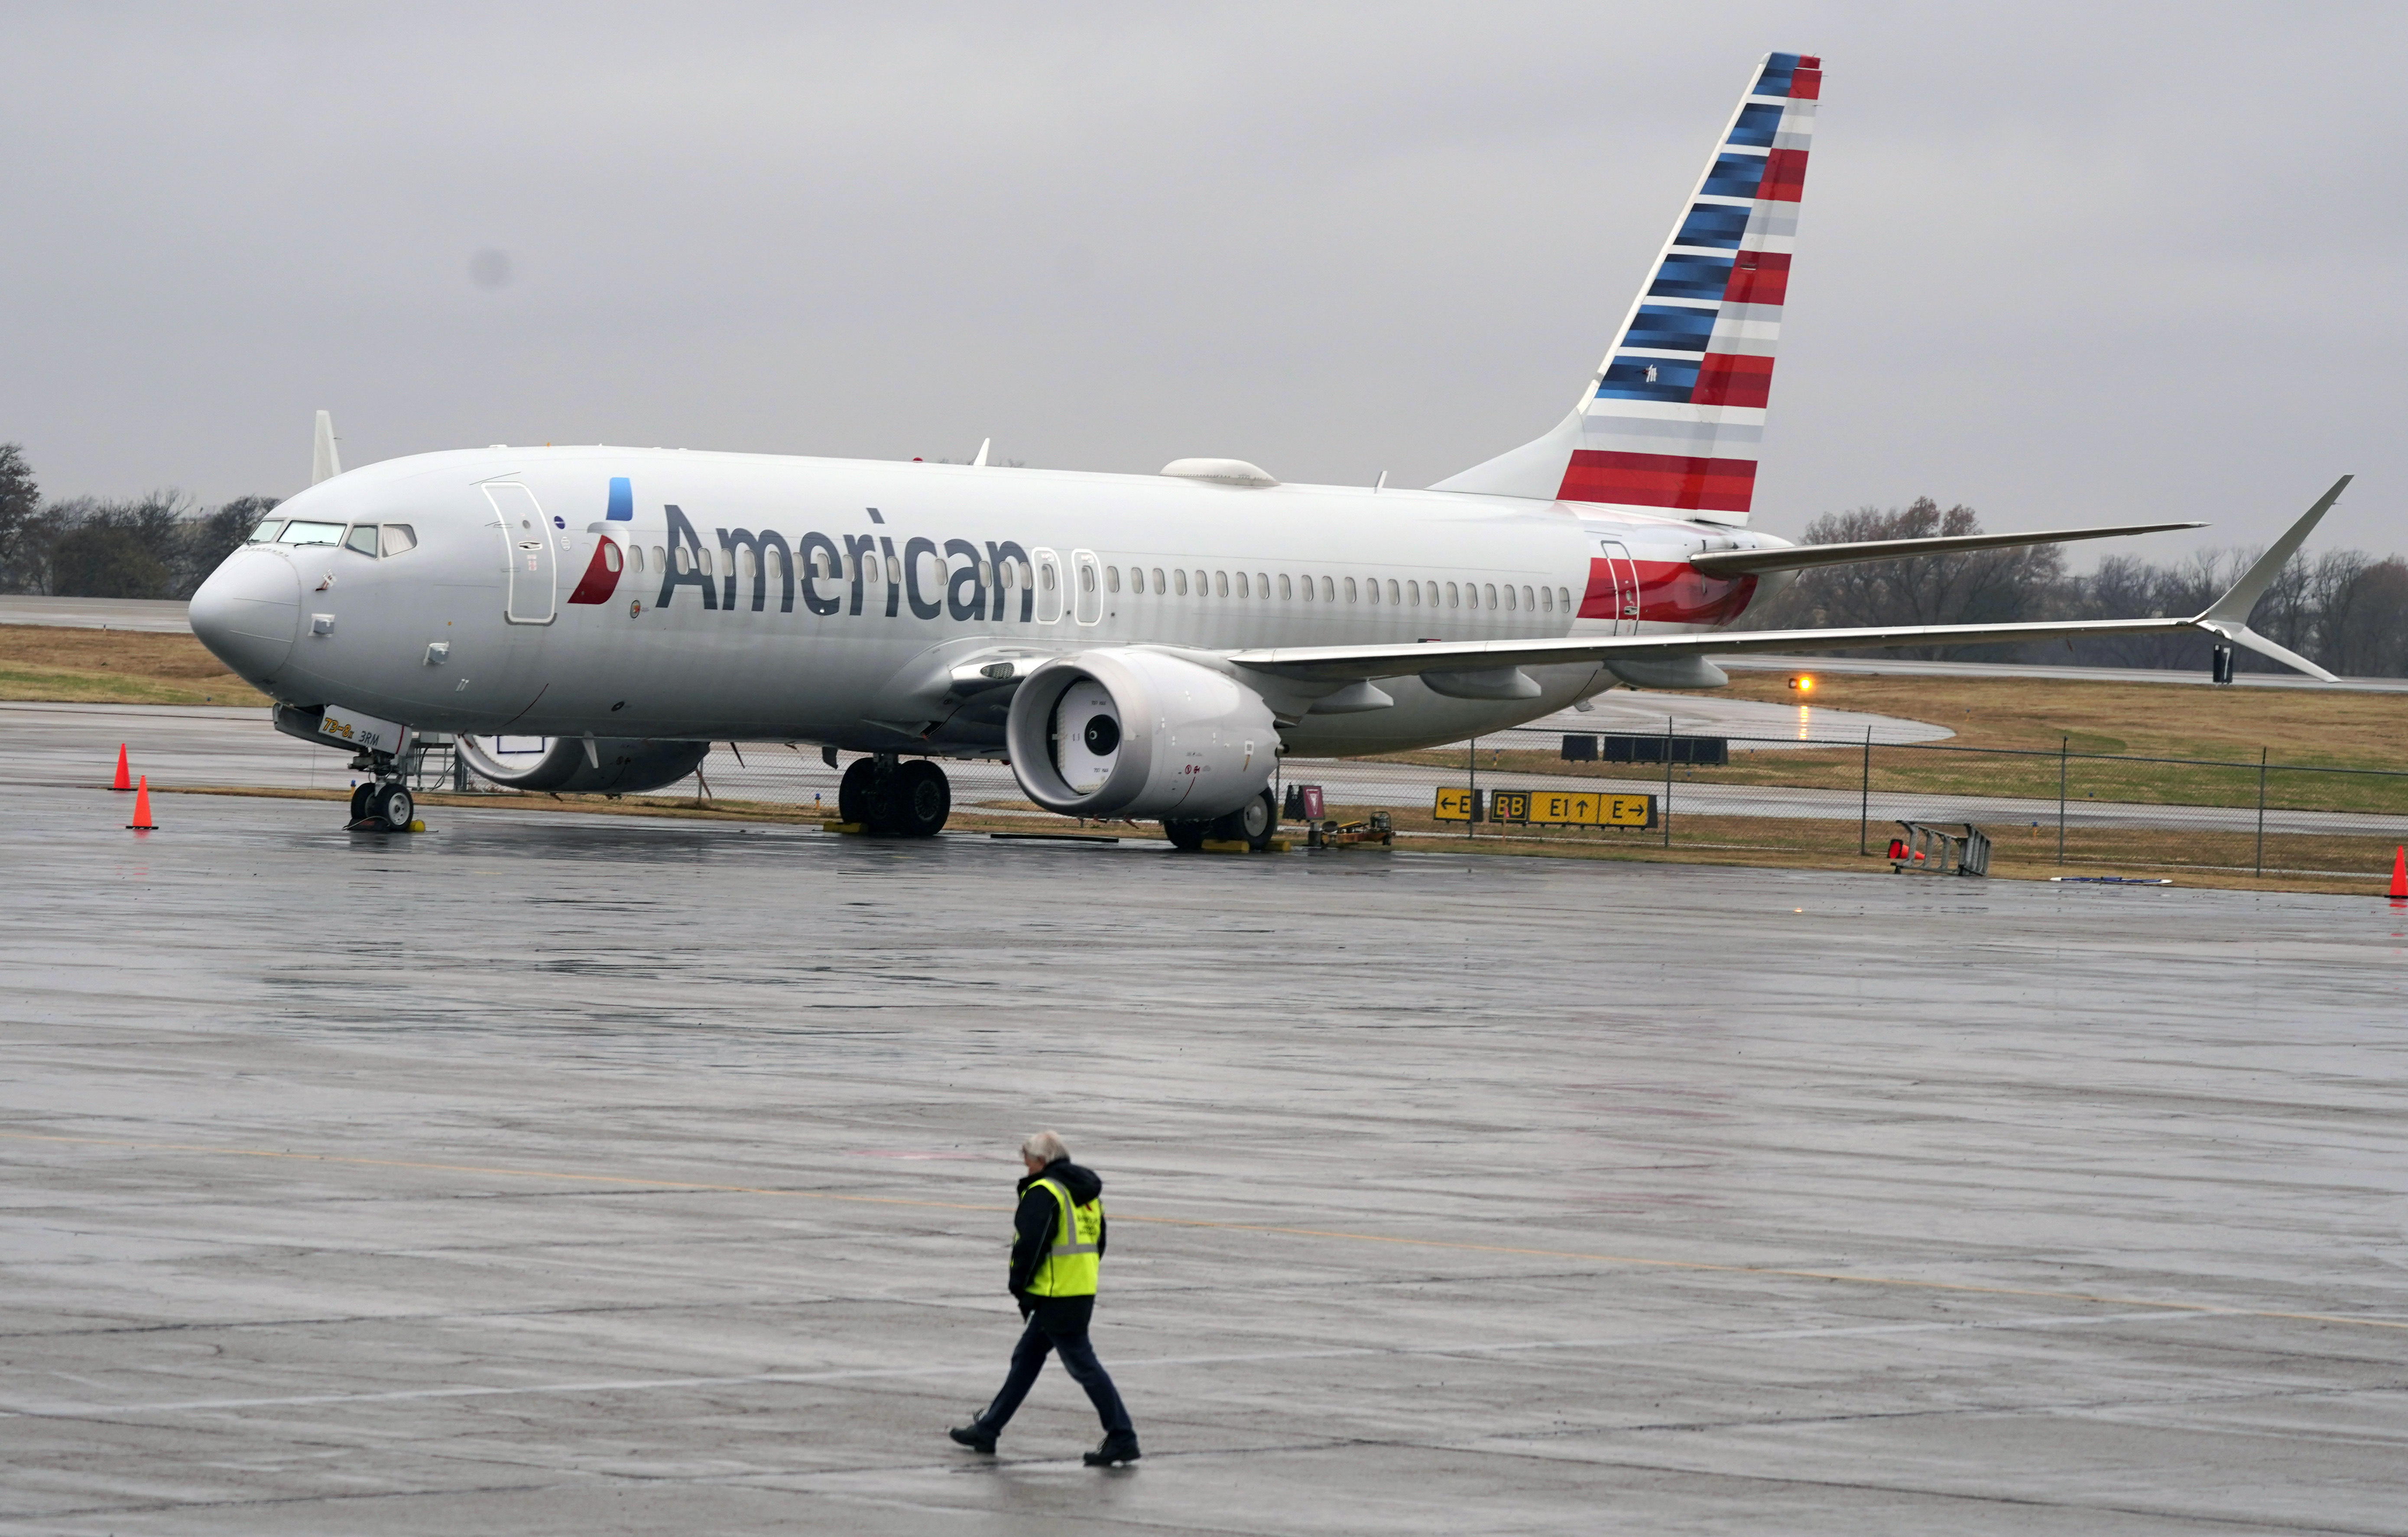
left=1687, top=521, right=2204, bottom=577
left=1229, top=616, right=2228, bottom=679
left=1230, top=477, right=2352, bottom=687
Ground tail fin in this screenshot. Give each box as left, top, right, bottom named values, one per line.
left=1434, top=51, right=1821, bottom=525
left=312, top=409, right=342, bottom=484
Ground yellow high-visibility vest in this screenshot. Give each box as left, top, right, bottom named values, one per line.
left=1023, top=1177, right=1103, bottom=1297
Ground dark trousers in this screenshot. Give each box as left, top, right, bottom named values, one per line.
left=977, top=1297, right=1133, bottom=1440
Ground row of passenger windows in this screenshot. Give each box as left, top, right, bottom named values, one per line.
left=624, top=541, right=1572, bottom=615
left=247, top=518, right=419, bottom=558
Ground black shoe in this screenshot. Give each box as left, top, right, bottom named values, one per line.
left=949, top=1424, right=997, bottom=1454
left=1083, top=1434, right=1141, bottom=1467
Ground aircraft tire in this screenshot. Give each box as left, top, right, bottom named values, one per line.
left=349, top=783, right=374, bottom=823
left=884, top=759, right=951, bottom=838
left=1209, top=789, right=1278, bottom=852
left=1162, top=819, right=1208, bottom=852
left=837, top=757, right=878, bottom=825
left=373, top=783, right=414, bottom=831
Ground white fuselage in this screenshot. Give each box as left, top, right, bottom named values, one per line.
left=195, top=446, right=1789, bottom=757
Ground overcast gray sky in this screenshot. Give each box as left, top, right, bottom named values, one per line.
left=4, top=2, right=2400, bottom=558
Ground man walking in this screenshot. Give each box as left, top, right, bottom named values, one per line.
left=950, top=1131, right=1140, bottom=1466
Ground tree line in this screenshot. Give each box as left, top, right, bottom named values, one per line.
left=0, top=444, right=277, bottom=601
left=1744, top=498, right=2408, bottom=678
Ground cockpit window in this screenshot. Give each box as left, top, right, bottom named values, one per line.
left=278, top=520, right=344, bottom=546
left=247, top=519, right=286, bottom=543
left=344, top=525, right=380, bottom=556
left=380, top=524, right=418, bottom=556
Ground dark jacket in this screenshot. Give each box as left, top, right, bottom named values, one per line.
left=1007, top=1158, right=1107, bottom=1300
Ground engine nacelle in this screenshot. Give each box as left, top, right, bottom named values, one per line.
left=456, top=735, right=711, bottom=795
left=1005, top=649, right=1277, bottom=820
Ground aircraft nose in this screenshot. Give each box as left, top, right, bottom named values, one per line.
left=189, top=547, right=301, bottom=684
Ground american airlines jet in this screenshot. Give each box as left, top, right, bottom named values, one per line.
left=190, top=51, right=2346, bottom=842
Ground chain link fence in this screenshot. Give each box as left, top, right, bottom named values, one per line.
left=421, top=725, right=2408, bottom=886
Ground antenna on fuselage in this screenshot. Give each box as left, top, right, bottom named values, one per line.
left=311, top=410, right=342, bottom=484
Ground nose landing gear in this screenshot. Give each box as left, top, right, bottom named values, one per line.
left=346, top=775, right=417, bottom=832
left=836, top=754, right=952, bottom=838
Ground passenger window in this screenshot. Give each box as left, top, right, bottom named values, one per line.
left=1363, top=577, right=1376, bottom=605
left=279, top=520, right=343, bottom=546
left=1504, top=584, right=1516, bottom=611
left=1106, top=565, right=1121, bottom=593
left=1444, top=582, right=1458, bottom=608
left=702, top=548, right=717, bottom=577
left=1233, top=571, right=1248, bottom=598
left=1386, top=579, right=1400, bottom=606
left=1279, top=573, right=1293, bottom=599
left=1407, top=580, right=1421, bottom=607
left=1042, top=563, right=1057, bottom=590
left=247, top=519, right=285, bottom=543
left=1426, top=581, right=1440, bottom=606
left=981, top=559, right=996, bottom=586
left=1175, top=569, right=1189, bottom=596
left=885, top=554, right=901, bottom=584
left=1256, top=571, right=1269, bottom=597
left=1522, top=584, right=1535, bottom=611
left=1560, top=586, right=1572, bottom=612
left=600, top=540, right=623, bottom=574
left=1214, top=571, right=1228, bottom=597
left=1300, top=574, right=1314, bottom=602
left=1320, top=575, right=1335, bottom=602
left=1148, top=567, right=1163, bottom=593
left=1080, top=563, right=1096, bottom=592
left=1539, top=585, right=1551, bottom=612
left=1483, top=583, right=1497, bottom=608
left=629, top=545, right=645, bottom=574
left=1193, top=569, right=1207, bottom=593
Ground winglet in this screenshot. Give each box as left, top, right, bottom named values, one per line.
left=2187, top=475, right=2353, bottom=682
left=2198, top=475, right=2350, bottom=624
left=972, top=437, right=991, bottom=468
left=312, top=410, right=342, bottom=484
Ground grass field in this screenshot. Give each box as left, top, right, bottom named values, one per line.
left=0, top=625, right=268, bottom=706
left=1377, top=671, right=2408, bottom=814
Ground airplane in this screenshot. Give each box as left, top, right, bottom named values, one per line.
left=189, top=51, right=2350, bottom=843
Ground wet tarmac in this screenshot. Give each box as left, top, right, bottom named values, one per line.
left=6, top=772, right=2408, bottom=1535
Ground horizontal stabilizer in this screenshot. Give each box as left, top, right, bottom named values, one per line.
left=1688, top=521, right=2204, bottom=577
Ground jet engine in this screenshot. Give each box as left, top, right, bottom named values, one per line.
left=1004, top=649, right=1277, bottom=820
left=455, top=735, right=711, bottom=795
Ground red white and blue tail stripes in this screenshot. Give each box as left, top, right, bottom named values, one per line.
left=1561, top=51, right=1819, bottom=523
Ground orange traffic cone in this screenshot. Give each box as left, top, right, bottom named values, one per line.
left=111, top=743, right=132, bottom=791
left=2389, top=845, right=2405, bottom=901
left=127, top=775, right=156, bottom=830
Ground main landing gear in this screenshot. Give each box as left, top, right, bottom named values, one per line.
left=1163, top=788, right=1278, bottom=853
left=837, top=754, right=952, bottom=838
left=346, top=770, right=415, bottom=832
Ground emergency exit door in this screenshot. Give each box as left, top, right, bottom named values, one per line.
left=484, top=483, right=556, bottom=624
left=1596, top=538, right=1639, bottom=635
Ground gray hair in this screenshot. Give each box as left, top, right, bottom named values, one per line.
left=1020, top=1130, right=1070, bottom=1164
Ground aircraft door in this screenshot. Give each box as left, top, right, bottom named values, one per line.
left=1597, top=538, right=1639, bottom=635
left=1033, top=548, right=1064, bottom=623
left=1072, top=549, right=1102, bottom=625
left=485, top=483, right=556, bottom=625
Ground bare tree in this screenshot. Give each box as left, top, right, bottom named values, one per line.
left=1746, top=498, right=2064, bottom=658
